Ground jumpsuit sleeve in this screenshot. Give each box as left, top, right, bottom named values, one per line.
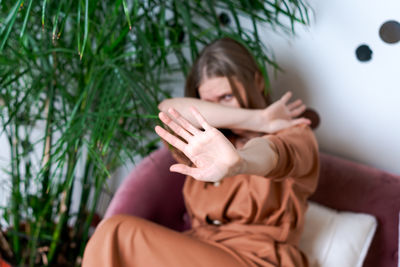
left=263, top=124, right=320, bottom=191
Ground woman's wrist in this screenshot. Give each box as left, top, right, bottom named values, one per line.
left=235, top=152, right=247, bottom=176
left=234, top=109, right=263, bottom=132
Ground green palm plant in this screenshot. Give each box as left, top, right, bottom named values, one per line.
left=0, top=0, right=309, bottom=266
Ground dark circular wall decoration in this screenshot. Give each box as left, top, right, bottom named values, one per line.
left=355, top=44, right=373, bottom=62
left=379, top=20, right=400, bottom=44
left=218, top=12, right=231, bottom=26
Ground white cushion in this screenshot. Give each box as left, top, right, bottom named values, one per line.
left=299, top=201, right=377, bottom=267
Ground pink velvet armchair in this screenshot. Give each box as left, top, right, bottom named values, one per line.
left=104, top=146, right=400, bottom=267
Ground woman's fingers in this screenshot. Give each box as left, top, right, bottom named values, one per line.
left=286, top=98, right=307, bottom=118
left=168, top=108, right=201, bottom=135
left=158, top=111, right=192, bottom=141
left=281, top=93, right=308, bottom=118
left=170, top=164, right=212, bottom=182
left=290, top=118, right=311, bottom=127
left=155, top=125, right=186, bottom=151
left=280, top=91, right=292, bottom=104
left=190, top=107, right=212, bottom=131
left=170, top=164, right=201, bottom=178
left=287, top=99, right=302, bottom=110
left=290, top=105, right=306, bottom=117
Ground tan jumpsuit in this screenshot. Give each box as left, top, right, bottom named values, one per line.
left=82, top=125, right=319, bottom=267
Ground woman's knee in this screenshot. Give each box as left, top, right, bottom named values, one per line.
left=84, top=215, right=140, bottom=256
left=95, top=214, right=150, bottom=238
left=97, top=214, right=131, bottom=229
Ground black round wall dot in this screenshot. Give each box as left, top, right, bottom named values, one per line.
left=379, top=20, right=400, bottom=44
left=218, top=12, right=231, bottom=26
left=355, top=44, right=373, bottom=62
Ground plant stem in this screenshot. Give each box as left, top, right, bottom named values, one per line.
left=28, top=201, right=51, bottom=267
left=9, top=122, right=21, bottom=260
left=47, top=151, right=77, bottom=264
left=41, top=91, right=53, bottom=198
left=75, top=155, right=93, bottom=235
left=78, top=170, right=106, bottom=258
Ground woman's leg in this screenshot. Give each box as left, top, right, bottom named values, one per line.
left=82, top=215, right=246, bottom=267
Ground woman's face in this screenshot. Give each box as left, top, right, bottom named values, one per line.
left=198, top=76, right=264, bottom=141
left=198, top=76, right=247, bottom=108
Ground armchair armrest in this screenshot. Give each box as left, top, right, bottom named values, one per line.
left=310, top=152, right=400, bottom=267
left=104, top=147, right=189, bottom=231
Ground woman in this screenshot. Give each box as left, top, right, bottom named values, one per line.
left=82, top=37, right=319, bottom=267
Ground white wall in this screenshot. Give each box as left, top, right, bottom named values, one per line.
left=0, top=133, right=11, bottom=226
left=258, top=0, right=400, bottom=175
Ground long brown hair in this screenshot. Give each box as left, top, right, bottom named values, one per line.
left=185, top=37, right=270, bottom=109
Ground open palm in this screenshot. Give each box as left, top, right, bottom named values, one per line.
left=155, top=107, right=241, bottom=182
left=259, top=91, right=311, bottom=133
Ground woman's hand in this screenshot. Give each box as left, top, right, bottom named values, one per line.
left=155, top=107, right=242, bottom=183
left=256, top=91, right=311, bottom=133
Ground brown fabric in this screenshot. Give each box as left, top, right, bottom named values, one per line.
left=82, top=215, right=246, bottom=267
left=82, top=125, right=319, bottom=267
left=183, top=125, right=319, bottom=266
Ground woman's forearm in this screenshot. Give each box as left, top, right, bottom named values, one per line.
left=158, top=98, right=260, bottom=131
left=236, top=137, right=278, bottom=176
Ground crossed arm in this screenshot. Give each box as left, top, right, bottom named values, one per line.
left=155, top=92, right=310, bottom=182
left=158, top=92, right=310, bottom=134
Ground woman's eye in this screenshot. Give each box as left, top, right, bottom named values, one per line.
left=220, top=94, right=233, bottom=101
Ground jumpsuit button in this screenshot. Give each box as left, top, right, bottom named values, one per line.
left=212, top=219, right=222, bottom=225
left=206, top=215, right=222, bottom=226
